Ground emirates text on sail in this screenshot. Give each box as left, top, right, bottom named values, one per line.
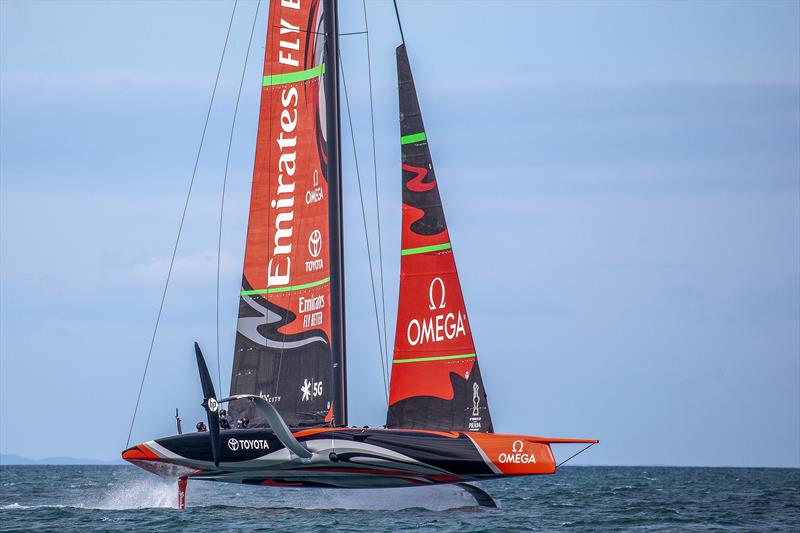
left=267, top=84, right=298, bottom=288
left=267, top=1, right=303, bottom=287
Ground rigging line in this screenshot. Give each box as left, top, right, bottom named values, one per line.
left=557, top=443, right=596, bottom=468
left=269, top=16, right=283, bottom=402
left=362, top=0, right=390, bottom=391
left=338, top=46, right=389, bottom=403
left=392, top=0, right=405, bottom=45
left=126, top=0, right=239, bottom=449
left=217, top=0, right=261, bottom=394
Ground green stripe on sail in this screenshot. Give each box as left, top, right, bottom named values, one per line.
left=241, top=277, right=330, bottom=296
left=262, top=63, right=325, bottom=86
left=401, top=242, right=452, bottom=256
left=393, top=353, right=476, bottom=364
left=400, top=131, right=427, bottom=145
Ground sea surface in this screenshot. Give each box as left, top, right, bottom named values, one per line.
left=0, top=465, right=797, bottom=531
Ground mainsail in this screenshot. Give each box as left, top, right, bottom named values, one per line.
left=387, top=45, right=494, bottom=433
left=229, top=0, right=342, bottom=428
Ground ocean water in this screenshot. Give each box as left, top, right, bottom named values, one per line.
left=0, top=466, right=797, bottom=531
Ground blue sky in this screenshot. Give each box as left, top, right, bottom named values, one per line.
left=1, top=0, right=798, bottom=467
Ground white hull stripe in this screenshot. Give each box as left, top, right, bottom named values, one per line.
left=464, top=434, right=502, bottom=475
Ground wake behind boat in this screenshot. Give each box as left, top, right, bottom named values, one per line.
left=123, top=0, right=597, bottom=509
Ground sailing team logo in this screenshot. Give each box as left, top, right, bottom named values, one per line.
left=469, top=382, right=483, bottom=431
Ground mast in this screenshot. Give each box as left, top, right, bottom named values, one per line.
left=324, top=0, right=347, bottom=427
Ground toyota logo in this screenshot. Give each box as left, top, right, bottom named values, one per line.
left=207, top=397, right=218, bottom=413
left=308, top=230, right=322, bottom=258
left=228, top=438, right=239, bottom=451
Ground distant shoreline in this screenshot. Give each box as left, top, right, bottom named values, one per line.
left=0, top=454, right=125, bottom=466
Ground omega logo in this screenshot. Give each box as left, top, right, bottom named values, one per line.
left=406, top=277, right=465, bottom=346
left=429, top=277, right=446, bottom=310
left=498, top=440, right=537, bottom=464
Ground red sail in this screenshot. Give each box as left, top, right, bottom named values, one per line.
left=387, top=45, right=493, bottom=433
left=229, top=0, right=334, bottom=428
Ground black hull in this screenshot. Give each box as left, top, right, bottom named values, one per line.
left=123, top=427, right=594, bottom=489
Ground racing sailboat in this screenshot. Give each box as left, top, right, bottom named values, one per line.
left=122, top=0, right=597, bottom=509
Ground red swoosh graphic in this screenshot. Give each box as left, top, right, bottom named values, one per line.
left=403, top=163, right=436, bottom=192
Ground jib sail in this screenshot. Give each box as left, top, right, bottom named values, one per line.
left=229, top=0, right=343, bottom=428
left=386, top=44, right=493, bottom=433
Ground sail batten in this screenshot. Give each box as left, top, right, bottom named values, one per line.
left=394, top=353, right=476, bottom=364
left=387, top=45, right=493, bottom=433
left=400, top=132, right=427, bottom=144
left=262, top=63, right=326, bottom=86
left=241, top=277, right=330, bottom=296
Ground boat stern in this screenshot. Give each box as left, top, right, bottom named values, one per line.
left=466, top=433, right=598, bottom=475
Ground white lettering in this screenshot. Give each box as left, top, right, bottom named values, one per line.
left=299, top=295, right=325, bottom=313
left=407, top=311, right=466, bottom=346
left=305, top=187, right=324, bottom=205
left=276, top=131, right=297, bottom=150
left=268, top=84, right=299, bottom=286
left=278, top=151, right=296, bottom=176
left=278, top=50, right=299, bottom=67
left=281, top=87, right=298, bottom=107
left=277, top=20, right=300, bottom=66
left=273, top=211, right=294, bottom=255
left=305, top=259, right=324, bottom=272
left=498, top=452, right=537, bottom=464
left=302, top=311, right=323, bottom=328
left=241, top=439, right=270, bottom=451
left=267, top=257, right=291, bottom=287
left=280, top=108, right=297, bottom=133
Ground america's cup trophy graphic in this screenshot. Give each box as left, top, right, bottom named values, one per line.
left=472, top=383, right=481, bottom=416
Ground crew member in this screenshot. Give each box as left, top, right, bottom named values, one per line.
left=242, top=417, right=250, bottom=429
left=196, top=421, right=207, bottom=432
left=219, top=409, right=231, bottom=430
left=236, top=419, right=244, bottom=429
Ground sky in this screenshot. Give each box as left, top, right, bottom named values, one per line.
left=1, top=0, right=798, bottom=467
